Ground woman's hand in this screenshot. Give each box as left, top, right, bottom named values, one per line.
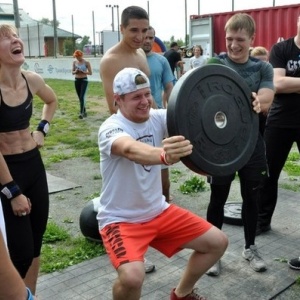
left=31, top=131, right=45, bottom=148
left=11, top=195, right=31, bottom=217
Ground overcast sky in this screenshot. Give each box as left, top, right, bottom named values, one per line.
left=2, top=0, right=299, bottom=42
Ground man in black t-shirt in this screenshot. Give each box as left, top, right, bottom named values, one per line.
left=257, top=17, right=300, bottom=235
left=163, top=42, right=182, bottom=84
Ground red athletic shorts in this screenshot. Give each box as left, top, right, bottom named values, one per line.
left=100, top=204, right=212, bottom=269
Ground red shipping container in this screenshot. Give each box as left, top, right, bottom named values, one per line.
left=190, top=4, right=300, bottom=55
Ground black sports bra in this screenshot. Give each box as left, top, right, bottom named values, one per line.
left=0, top=73, right=33, bottom=132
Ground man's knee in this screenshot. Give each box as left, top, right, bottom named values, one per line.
left=207, top=227, right=228, bottom=255
left=218, top=230, right=229, bottom=254
left=118, top=263, right=145, bottom=290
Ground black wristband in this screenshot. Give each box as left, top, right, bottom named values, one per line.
left=0, top=180, right=22, bottom=200
left=37, top=119, right=50, bottom=136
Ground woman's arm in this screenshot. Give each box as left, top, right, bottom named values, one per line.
left=86, top=61, right=93, bottom=75
left=0, top=229, right=34, bottom=299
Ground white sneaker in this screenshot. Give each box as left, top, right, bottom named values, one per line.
left=206, top=260, right=221, bottom=276
left=144, top=258, right=155, bottom=273
left=242, top=245, right=267, bottom=272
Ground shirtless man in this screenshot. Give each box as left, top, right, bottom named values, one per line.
left=100, top=6, right=150, bottom=114
left=99, top=5, right=155, bottom=273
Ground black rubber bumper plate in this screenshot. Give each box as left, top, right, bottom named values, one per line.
left=167, top=64, right=258, bottom=176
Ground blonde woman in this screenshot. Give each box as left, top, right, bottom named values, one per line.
left=0, top=24, right=57, bottom=295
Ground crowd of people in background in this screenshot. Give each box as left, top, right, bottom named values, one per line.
left=96, top=6, right=300, bottom=300
left=1, top=4, right=300, bottom=300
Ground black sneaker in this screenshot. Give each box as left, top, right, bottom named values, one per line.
left=255, top=224, right=271, bottom=236
left=79, top=114, right=83, bottom=119
left=288, top=257, right=300, bottom=270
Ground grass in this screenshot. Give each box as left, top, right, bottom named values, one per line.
left=33, top=79, right=108, bottom=168
left=170, top=168, right=182, bottom=183
left=32, top=79, right=108, bottom=273
left=41, top=221, right=105, bottom=274
left=179, top=175, right=207, bottom=194
left=280, top=148, right=300, bottom=191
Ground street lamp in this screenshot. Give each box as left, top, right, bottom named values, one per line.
left=106, top=5, right=115, bottom=31
left=113, top=5, right=120, bottom=41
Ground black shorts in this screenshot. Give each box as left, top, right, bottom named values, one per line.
left=1, top=147, right=49, bottom=277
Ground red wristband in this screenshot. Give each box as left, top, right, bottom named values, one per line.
left=160, top=151, right=172, bottom=166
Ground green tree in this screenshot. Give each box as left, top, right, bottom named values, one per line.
left=75, top=36, right=90, bottom=51
left=63, top=38, right=74, bottom=56
left=39, top=18, right=60, bottom=28
left=163, top=36, right=186, bottom=49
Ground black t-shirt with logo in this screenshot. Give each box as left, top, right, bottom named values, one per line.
left=268, top=37, right=300, bottom=128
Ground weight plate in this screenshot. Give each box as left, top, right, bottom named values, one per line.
left=167, top=64, right=258, bottom=176
left=223, top=201, right=243, bottom=226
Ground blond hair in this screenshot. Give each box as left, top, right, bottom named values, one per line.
left=250, top=46, right=268, bottom=57
left=0, top=24, right=18, bottom=39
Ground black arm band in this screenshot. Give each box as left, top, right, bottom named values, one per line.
left=0, top=180, right=22, bottom=200
left=37, top=119, right=50, bottom=136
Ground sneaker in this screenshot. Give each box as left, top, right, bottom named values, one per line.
left=206, top=260, right=221, bottom=276
left=288, top=257, right=300, bottom=270
left=144, top=258, right=155, bottom=273
left=255, top=224, right=271, bottom=236
left=78, top=114, right=83, bottom=119
left=170, top=288, right=207, bottom=300
left=242, top=245, right=267, bottom=272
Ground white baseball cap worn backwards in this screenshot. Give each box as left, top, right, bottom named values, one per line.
left=113, top=67, right=150, bottom=95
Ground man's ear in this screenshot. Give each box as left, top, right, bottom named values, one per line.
left=114, top=94, right=121, bottom=106
left=250, top=33, right=256, bottom=46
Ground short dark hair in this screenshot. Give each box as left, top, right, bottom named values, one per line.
left=121, top=6, right=149, bottom=27
left=148, top=26, right=156, bottom=36
left=170, top=42, right=178, bottom=48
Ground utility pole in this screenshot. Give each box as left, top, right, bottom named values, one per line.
left=185, top=0, right=188, bottom=46
left=114, top=5, right=120, bottom=41
left=52, top=0, right=58, bottom=57
left=12, top=0, right=20, bottom=29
